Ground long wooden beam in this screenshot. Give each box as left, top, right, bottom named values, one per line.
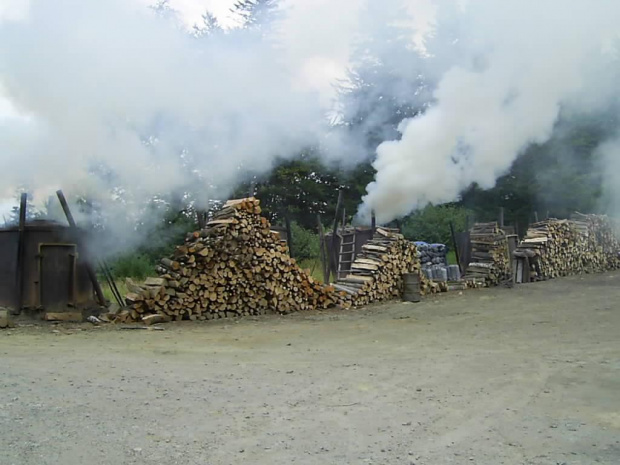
left=56, top=190, right=106, bottom=306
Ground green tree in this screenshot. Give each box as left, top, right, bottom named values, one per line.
left=193, top=11, right=223, bottom=37
left=289, top=221, right=319, bottom=261
left=232, top=0, right=280, bottom=32
left=235, top=153, right=341, bottom=230
left=400, top=204, right=471, bottom=245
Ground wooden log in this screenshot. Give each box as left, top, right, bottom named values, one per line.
left=142, top=314, right=172, bottom=325
left=44, top=312, right=82, bottom=322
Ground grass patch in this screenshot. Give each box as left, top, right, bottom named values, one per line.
left=298, top=257, right=326, bottom=283
left=100, top=279, right=129, bottom=304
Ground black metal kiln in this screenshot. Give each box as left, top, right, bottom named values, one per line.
left=0, top=193, right=103, bottom=316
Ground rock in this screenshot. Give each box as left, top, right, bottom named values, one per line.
left=87, top=316, right=101, bottom=325
left=0, top=309, right=15, bottom=329
left=107, top=303, right=121, bottom=315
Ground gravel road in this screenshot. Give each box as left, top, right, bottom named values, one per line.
left=1, top=273, right=619, bottom=465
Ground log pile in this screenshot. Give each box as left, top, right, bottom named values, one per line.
left=120, top=198, right=344, bottom=323
left=464, top=222, right=511, bottom=286
left=334, top=227, right=437, bottom=307
left=572, top=213, right=620, bottom=270
left=514, top=214, right=620, bottom=281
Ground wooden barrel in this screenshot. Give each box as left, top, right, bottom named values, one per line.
left=402, top=273, right=421, bottom=302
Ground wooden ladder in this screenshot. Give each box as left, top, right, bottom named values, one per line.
left=337, top=231, right=356, bottom=280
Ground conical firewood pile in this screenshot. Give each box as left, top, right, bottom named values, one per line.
left=120, top=198, right=343, bottom=323
left=514, top=214, right=620, bottom=281
left=334, top=227, right=436, bottom=307
left=464, top=222, right=511, bottom=286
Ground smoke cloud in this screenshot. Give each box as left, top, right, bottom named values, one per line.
left=360, top=0, right=620, bottom=223
left=0, top=0, right=359, bottom=250
left=4, top=0, right=619, bottom=251
left=0, top=0, right=435, bottom=249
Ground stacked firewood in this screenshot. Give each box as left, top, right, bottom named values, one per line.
left=120, top=198, right=344, bottom=323
left=572, top=213, right=620, bottom=270
left=464, top=222, right=511, bottom=286
left=514, top=215, right=620, bottom=281
left=334, top=227, right=437, bottom=307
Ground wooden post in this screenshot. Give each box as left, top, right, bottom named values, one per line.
left=371, top=210, right=376, bottom=233
left=196, top=210, right=207, bottom=229
left=317, top=214, right=329, bottom=283
left=248, top=180, right=256, bottom=198
left=284, top=212, right=293, bottom=257
left=449, top=221, right=462, bottom=273
left=499, top=207, right=505, bottom=228
left=15, top=193, right=27, bottom=314
left=534, top=211, right=539, bottom=223
left=329, top=190, right=344, bottom=282
left=56, top=190, right=106, bottom=306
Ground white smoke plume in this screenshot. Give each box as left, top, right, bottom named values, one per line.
left=360, top=0, right=620, bottom=223
left=0, top=0, right=432, bottom=251
left=0, top=0, right=323, bottom=199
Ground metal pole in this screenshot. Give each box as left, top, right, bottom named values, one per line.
left=371, top=210, right=376, bottom=234
left=100, top=260, right=124, bottom=307
left=56, top=190, right=106, bottom=306
left=15, top=193, right=27, bottom=314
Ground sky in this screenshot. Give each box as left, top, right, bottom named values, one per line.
left=0, top=0, right=433, bottom=115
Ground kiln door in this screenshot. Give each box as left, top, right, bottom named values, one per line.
left=39, top=244, right=77, bottom=310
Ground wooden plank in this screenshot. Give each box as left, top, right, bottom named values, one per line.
left=56, top=190, right=106, bottom=306
left=144, top=277, right=167, bottom=287
left=44, top=312, right=82, bottom=322
left=142, top=314, right=172, bottom=325
left=207, top=219, right=238, bottom=226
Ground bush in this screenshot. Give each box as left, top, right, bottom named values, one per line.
left=401, top=204, right=471, bottom=245
left=289, top=221, right=320, bottom=261
left=107, top=253, right=156, bottom=280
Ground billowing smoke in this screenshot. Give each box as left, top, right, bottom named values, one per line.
left=0, top=0, right=326, bottom=199
left=360, top=0, right=620, bottom=223
left=0, top=0, right=433, bottom=252
left=3, top=0, right=620, bottom=251
left=0, top=0, right=364, bottom=250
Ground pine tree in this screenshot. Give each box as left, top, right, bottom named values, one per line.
left=193, top=11, right=223, bottom=38
left=231, top=0, right=280, bottom=32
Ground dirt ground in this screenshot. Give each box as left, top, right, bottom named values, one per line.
left=1, top=273, right=619, bottom=465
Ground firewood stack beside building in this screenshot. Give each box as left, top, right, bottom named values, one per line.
left=334, top=227, right=437, bottom=307
left=513, top=214, right=620, bottom=282
left=120, top=198, right=345, bottom=323
left=463, top=222, right=511, bottom=287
